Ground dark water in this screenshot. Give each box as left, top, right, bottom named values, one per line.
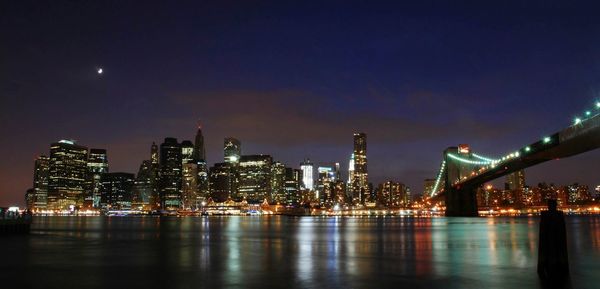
left=2, top=216, right=600, bottom=289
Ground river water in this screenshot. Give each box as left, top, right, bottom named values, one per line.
left=1, top=216, right=600, bottom=289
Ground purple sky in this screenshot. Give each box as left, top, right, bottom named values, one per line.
left=2, top=1, right=600, bottom=206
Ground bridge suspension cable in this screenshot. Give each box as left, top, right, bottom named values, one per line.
left=446, top=153, right=492, bottom=165
left=429, top=160, right=446, bottom=197
left=471, top=153, right=498, bottom=163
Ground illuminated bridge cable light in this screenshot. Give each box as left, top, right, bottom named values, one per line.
left=543, top=136, right=551, bottom=144
left=446, top=153, right=491, bottom=165
left=574, top=117, right=582, bottom=125
left=430, top=160, right=446, bottom=197
left=596, top=102, right=600, bottom=109
left=471, top=153, right=498, bottom=162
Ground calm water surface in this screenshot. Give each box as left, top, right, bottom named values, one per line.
left=2, top=216, right=600, bottom=289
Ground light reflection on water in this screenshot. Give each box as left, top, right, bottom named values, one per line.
left=1, top=216, right=599, bottom=289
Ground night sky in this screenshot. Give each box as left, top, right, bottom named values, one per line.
left=2, top=1, right=600, bottom=206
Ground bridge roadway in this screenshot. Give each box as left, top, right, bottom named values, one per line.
left=443, top=113, right=600, bottom=216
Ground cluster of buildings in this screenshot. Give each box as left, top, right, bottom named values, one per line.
left=25, top=128, right=411, bottom=213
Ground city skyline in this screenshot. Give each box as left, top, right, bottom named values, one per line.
left=3, top=1, right=600, bottom=206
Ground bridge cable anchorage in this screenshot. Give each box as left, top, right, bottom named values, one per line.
left=430, top=160, right=446, bottom=197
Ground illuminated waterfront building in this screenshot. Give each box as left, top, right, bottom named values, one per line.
left=100, top=172, right=135, bottom=210
left=209, top=162, right=235, bottom=202
left=30, top=155, right=50, bottom=210
left=86, top=149, right=108, bottom=209
left=317, top=166, right=336, bottom=205
left=193, top=126, right=209, bottom=200
left=423, top=178, right=436, bottom=197
left=159, top=137, right=183, bottom=210
left=238, top=155, right=273, bottom=203
left=377, top=181, right=409, bottom=208
left=132, top=160, right=155, bottom=210
left=224, top=137, right=241, bottom=164
left=47, top=140, right=88, bottom=210
left=271, top=162, right=286, bottom=204
left=182, top=162, right=199, bottom=209
left=333, top=180, right=347, bottom=205
left=505, top=170, right=525, bottom=191
left=284, top=168, right=303, bottom=205
left=300, top=159, right=314, bottom=190
left=350, top=133, right=368, bottom=204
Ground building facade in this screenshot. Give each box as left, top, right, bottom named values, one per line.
left=47, top=140, right=88, bottom=210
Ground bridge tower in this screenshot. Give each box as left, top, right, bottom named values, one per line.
left=443, top=146, right=479, bottom=217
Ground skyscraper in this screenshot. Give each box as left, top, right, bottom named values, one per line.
left=100, top=172, right=135, bottom=210
left=133, top=160, right=155, bottom=210
left=86, top=148, right=108, bottom=209
left=193, top=126, right=209, bottom=201
left=208, top=162, right=235, bottom=202
left=182, top=162, right=199, bottom=209
left=238, top=155, right=273, bottom=203
left=47, top=140, right=88, bottom=210
left=151, top=142, right=159, bottom=166
left=224, top=137, right=241, bottom=164
left=317, top=166, right=335, bottom=205
left=505, top=170, right=526, bottom=191
left=159, top=137, right=182, bottom=210
left=284, top=167, right=302, bottom=205
left=271, top=162, right=286, bottom=204
left=351, top=133, right=368, bottom=204
left=180, top=140, right=195, bottom=164
left=300, top=159, right=314, bottom=190
left=31, top=155, right=50, bottom=210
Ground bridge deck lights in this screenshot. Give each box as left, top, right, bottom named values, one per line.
left=525, top=146, right=531, bottom=152
left=574, top=118, right=582, bottom=125
left=543, top=137, right=551, bottom=144
left=596, top=102, right=600, bottom=109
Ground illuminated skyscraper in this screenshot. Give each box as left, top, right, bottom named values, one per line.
left=193, top=125, right=209, bottom=200
left=271, top=162, right=286, bottom=204
left=317, top=166, right=335, bottom=205
left=284, top=167, right=302, bottom=205
left=181, top=140, right=195, bottom=164
left=133, top=160, right=155, bottom=210
left=350, top=133, right=368, bottom=204
left=209, top=162, right=235, bottom=202
left=100, top=172, right=135, bottom=210
left=31, top=155, right=50, bottom=210
left=377, top=181, right=409, bottom=208
left=224, top=137, right=241, bottom=164
left=86, top=148, right=108, bottom=208
left=300, top=159, right=314, bottom=190
left=47, top=140, right=88, bottom=210
left=182, top=162, right=199, bottom=209
left=159, top=137, right=182, bottom=210
left=151, top=142, right=159, bottom=166
left=505, top=170, right=526, bottom=191
left=423, top=178, right=436, bottom=197
left=238, top=155, right=273, bottom=203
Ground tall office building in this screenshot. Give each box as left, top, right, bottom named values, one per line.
left=238, top=155, right=273, bottom=203
left=284, top=167, right=302, bottom=205
left=47, top=140, right=88, bottom=210
left=86, top=149, right=108, bottom=209
left=151, top=142, right=159, bottom=166
left=423, top=178, right=436, bottom=197
left=271, top=162, right=286, bottom=204
left=350, top=133, right=368, bottom=204
left=224, top=137, right=241, bottom=164
left=133, top=160, right=155, bottom=210
left=377, top=181, right=409, bottom=208
left=505, top=170, right=526, bottom=191
left=159, top=137, right=183, bottom=210
left=182, top=162, right=199, bottom=209
left=31, top=155, right=50, bottom=210
left=193, top=126, right=209, bottom=200
left=100, top=172, right=135, bottom=210
left=181, top=140, right=195, bottom=164
left=317, top=166, right=335, bottom=205
left=208, top=162, right=235, bottom=202
left=300, top=159, right=314, bottom=190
